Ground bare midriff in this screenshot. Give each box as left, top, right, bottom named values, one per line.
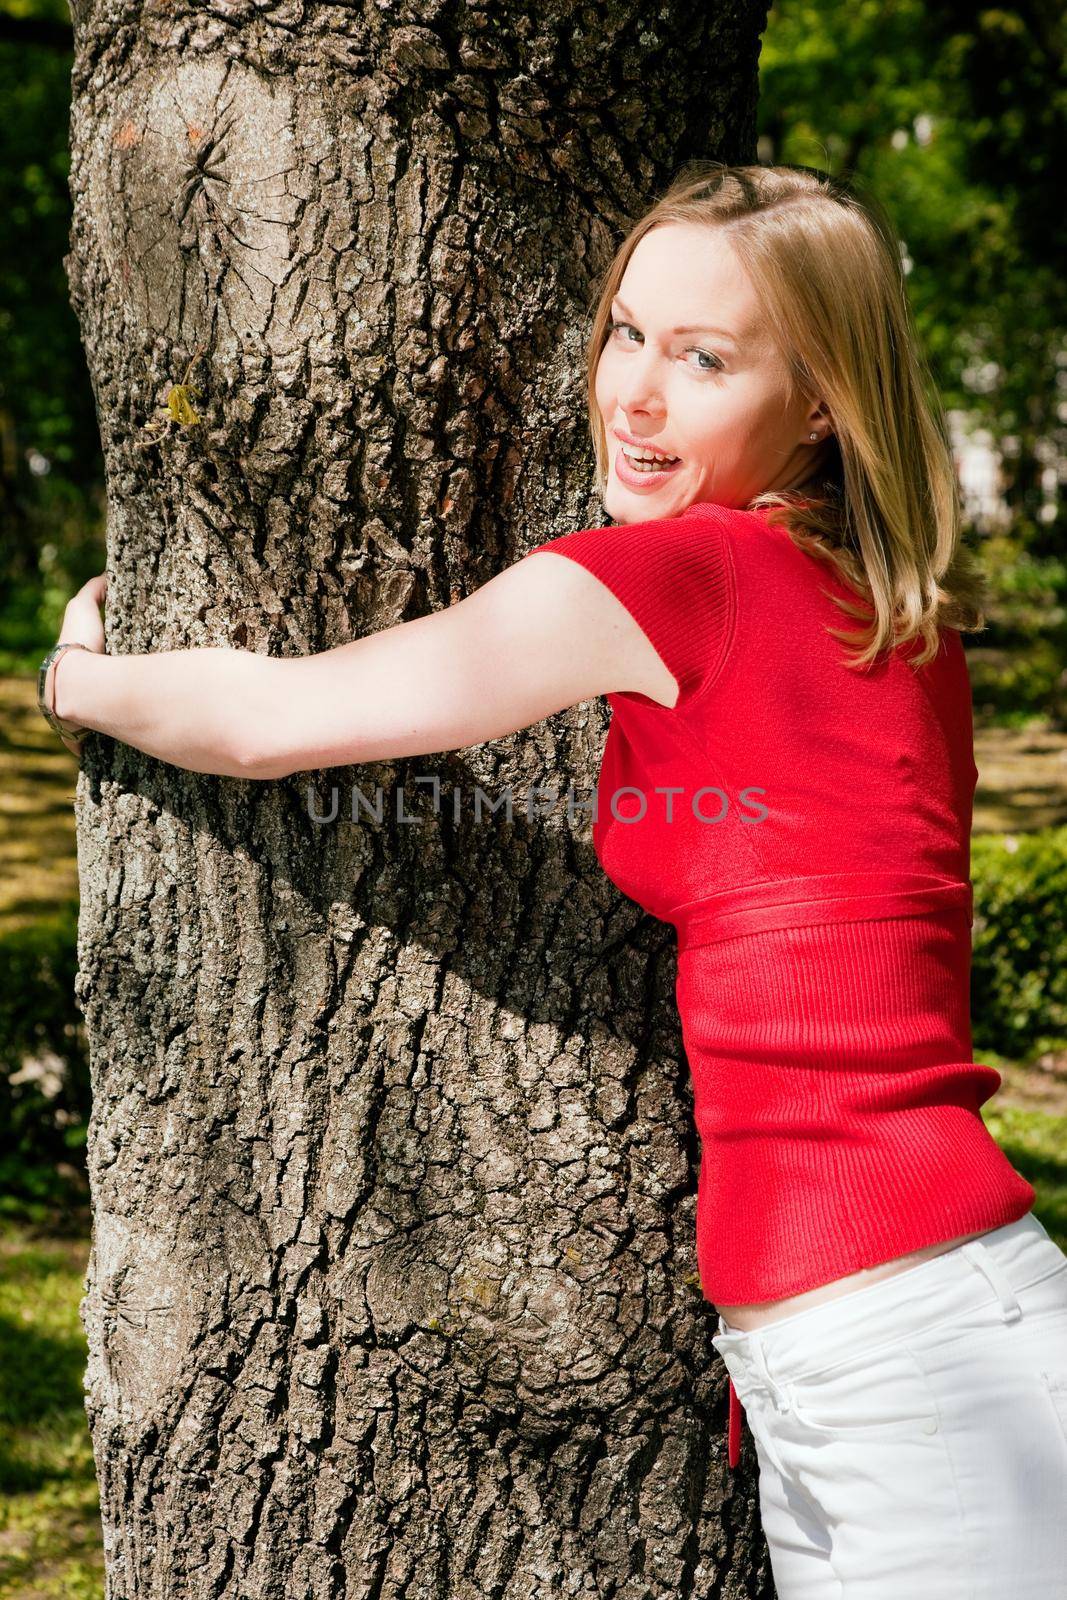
left=714, top=1226, right=998, bottom=1332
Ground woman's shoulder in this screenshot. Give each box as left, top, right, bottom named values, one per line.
left=676, top=498, right=792, bottom=549
left=675, top=498, right=797, bottom=570
left=676, top=497, right=773, bottom=527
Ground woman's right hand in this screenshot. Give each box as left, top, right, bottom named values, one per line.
left=49, top=572, right=108, bottom=756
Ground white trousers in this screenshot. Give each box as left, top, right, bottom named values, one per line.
left=711, top=1211, right=1067, bottom=1598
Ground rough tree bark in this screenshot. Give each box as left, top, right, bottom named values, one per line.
left=65, top=1, right=772, bottom=1595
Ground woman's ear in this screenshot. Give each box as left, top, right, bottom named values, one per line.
left=804, top=399, right=834, bottom=442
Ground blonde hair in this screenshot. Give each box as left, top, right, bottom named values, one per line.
left=586, top=161, right=989, bottom=670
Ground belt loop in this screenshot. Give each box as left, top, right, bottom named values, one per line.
left=736, top=1334, right=794, bottom=1481
left=748, top=1331, right=792, bottom=1412
left=960, top=1239, right=1022, bottom=1322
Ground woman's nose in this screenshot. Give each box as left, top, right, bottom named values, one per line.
left=615, top=375, right=667, bottom=420
left=616, top=376, right=664, bottom=413
left=612, top=352, right=668, bottom=415
left=618, top=404, right=668, bottom=432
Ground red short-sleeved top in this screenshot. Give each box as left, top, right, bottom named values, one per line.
left=522, top=498, right=1034, bottom=1313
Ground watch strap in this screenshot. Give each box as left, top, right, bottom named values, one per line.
left=37, top=642, right=92, bottom=740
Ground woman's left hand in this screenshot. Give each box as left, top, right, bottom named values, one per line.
left=52, top=573, right=107, bottom=755
left=60, top=573, right=107, bottom=655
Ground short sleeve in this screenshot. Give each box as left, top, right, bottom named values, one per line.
left=521, top=502, right=736, bottom=708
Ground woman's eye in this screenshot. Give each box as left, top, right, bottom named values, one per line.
left=608, top=320, right=642, bottom=344
left=607, top=321, right=723, bottom=372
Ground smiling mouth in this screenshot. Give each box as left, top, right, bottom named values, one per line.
left=615, top=446, right=683, bottom=477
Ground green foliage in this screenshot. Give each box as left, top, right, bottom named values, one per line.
left=0, top=6, right=92, bottom=467
left=759, top=1, right=1066, bottom=465
left=0, top=0, right=106, bottom=671
left=760, top=1, right=1067, bottom=723
left=0, top=4, right=97, bottom=476
left=982, top=1105, right=1067, bottom=1254
left=0, top=478, right=105, bottom=676
left=0, top=904, right=90, bottom=1219
left=965, top=526, right=1067, bottom=721
left=972, top=828, right=1067, bottom=1058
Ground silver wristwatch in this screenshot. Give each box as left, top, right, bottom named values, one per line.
left=37, top=642, right=92, bottom=740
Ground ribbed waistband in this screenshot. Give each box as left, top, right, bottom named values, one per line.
left=711, top=1211, right=1060, bottom=1389
left=668, top=870, right=974, bottom=952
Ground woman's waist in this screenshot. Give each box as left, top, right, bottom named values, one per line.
left=667, top=868, right=973, bottom=952
left=710, top=1212, right=1054, bottom=1381
left=686, top=1057, right=1001, bottom=1141
left=675, top=904, right=976, bottom=1071
left=714, top=1226, right=999, bottom=1332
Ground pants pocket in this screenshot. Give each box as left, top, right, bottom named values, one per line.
left=787, top=1341, right=941, bottom=1437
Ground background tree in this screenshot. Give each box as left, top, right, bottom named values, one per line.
left=0, top=0, right=101, bottom=668
left=63, top=2, right=775, bottom=1596
left=758, top=0, right=1067, bottom=721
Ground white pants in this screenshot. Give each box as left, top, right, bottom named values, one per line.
left=711, top=1212, right=1067, bottom=1597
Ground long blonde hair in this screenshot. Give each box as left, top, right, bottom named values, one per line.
left=586, top=161, right=989, bottom=670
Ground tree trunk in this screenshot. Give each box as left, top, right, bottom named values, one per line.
left=64, top=2, right=771, bottom=1594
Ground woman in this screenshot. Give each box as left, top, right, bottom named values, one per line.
left=41, top=163, right=1067, bottom=1595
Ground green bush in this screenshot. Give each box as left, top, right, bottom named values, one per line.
left=0, top=481, right=106, bottom=678
left=0, top=904, right=89, bottom=1218
left=972, top=828, right=1067, bottom=1058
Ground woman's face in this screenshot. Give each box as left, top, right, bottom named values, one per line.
left=595, top=221, right=830, bottom=521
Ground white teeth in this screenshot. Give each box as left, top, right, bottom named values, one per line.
left=621, top=443, right=679, bottom=465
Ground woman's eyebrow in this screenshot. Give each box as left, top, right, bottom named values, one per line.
left=611, top=297, right=740, bottom=343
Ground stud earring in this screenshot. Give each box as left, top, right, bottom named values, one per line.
left=809, top=432, right=819, bottom=441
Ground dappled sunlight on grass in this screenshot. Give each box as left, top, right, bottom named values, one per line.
left=0, top=1224, right=103, bottom=1600
left=0, top=679, right=80, bottom=939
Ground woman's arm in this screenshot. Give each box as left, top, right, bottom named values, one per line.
left=54, top=646, right=270, bottom=777
left=54, top=552, right=679, bottom=780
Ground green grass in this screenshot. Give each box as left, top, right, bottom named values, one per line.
left=983, top=1104, right=1067, bottom=1252
left=0, top=1222, right=103, bottom=1600
left=0, top=677, right=80, bottom=939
